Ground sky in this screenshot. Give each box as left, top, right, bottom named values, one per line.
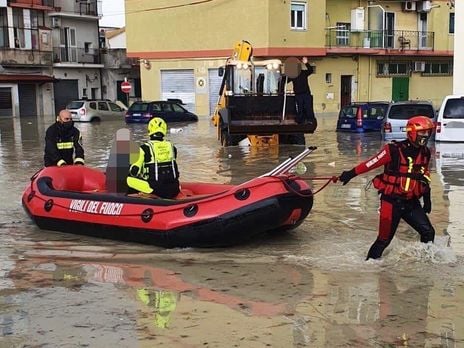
left=100, top=0, right=125, bottom=28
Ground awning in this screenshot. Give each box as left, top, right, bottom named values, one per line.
left=0, top=74, right=56, bottom=83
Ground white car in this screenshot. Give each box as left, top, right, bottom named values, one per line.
left=436, top=95, right=464, bottom=142
left=66, top=99, right=127, bottom=122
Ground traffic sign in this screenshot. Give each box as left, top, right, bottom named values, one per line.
left=121, top=81, right=132, bottom=94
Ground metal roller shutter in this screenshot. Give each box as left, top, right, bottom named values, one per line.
left=18, top=84, right=37, bottom=117
left=53, top=79, right=79, bottom=115
left=0, top=87, right=12, bottom=117
left=208, top=69, right=223, bottom=117
left=161, top=70, right=195, bottom=112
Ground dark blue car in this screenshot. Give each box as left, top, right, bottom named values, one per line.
left=125, top=100, right=199, bottom=124
left=336, top=101, right=390, bottom=132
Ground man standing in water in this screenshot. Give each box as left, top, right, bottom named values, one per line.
left=338, top=116, right=435, bottom=260
left=44, top=110, right=84, bottom=167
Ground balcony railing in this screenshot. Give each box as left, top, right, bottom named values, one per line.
left=53, top=46, right=101, bottom=64
left=0, top=48, right=53, bottom=66
left=52, top=0, right=101, bottom=17
left=326, top=29, right=435, bottom=51
left=7, top=0, right=55, bottom=8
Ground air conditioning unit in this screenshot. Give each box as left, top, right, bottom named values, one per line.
left=417, top=0, right=432, bottom=12
left=402, top=1, right=417, bottom=11
left=414, top=61, right=426, bottom=72
left=51, top=17, right=61, bottom=28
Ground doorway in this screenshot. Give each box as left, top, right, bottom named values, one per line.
left=340, top=75, right=352, bottom=108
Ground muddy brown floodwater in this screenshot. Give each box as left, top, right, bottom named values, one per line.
left=0, top=114, right=463, bottom=347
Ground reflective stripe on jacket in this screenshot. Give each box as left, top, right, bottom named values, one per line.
left=372, top=142, right=430, bottom=199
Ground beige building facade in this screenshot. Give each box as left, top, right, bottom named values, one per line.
left=125, top=0, right=455, bottom=117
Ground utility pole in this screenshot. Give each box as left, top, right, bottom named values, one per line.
left=453, top=0, right=463, bottom=94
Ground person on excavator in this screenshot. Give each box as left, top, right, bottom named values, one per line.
left=126, top=117, right=180, bottom=198
left=339, top=116, right=435, bottom=260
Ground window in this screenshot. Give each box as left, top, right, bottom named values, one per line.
left=291, top=2, right=307, bottom=30
left=12, top=8, right=25, bottom=48
left=0, top=8, right=8, bottom=48
left=336, top=23, right=350, bottom=46
left=325, top=73, right=332, bottom=84
left=377, top=62, right=409, bottom=76
left=162, top=103, right=172, bottom=112
left=89, top=102, right=97, bottom=109
left=109, top=102, right=122, bottom=112
left=84, top=42, right=93, bottom=53
left=423, top=61, right=453, bottom=76
left=172, top=104, right=185, bottom=112
left=98, top=102, right=109, bottom=111
left=449, top=13, right=455, bottom=34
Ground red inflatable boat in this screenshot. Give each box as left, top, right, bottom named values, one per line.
left=22, top=148, right=315, bottom=248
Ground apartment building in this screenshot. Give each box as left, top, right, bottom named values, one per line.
left=125, top=0, right=455, bottom=117
left=100, top=26, right=140, bottom=106
left=0, top=0, right=103, bottom=117
left=49, top=0, right=102, bottom=113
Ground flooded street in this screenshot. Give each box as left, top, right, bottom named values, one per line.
left=1, top=114, right=464, bottom=347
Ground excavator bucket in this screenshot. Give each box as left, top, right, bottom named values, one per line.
left=232, top=41, right=252, bottom=61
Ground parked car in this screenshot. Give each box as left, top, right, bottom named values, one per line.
left=435, top=95, right=464, bottom=142
left=336, top=101, right=390, bottom=132
left=381, top=100, right=437, bottom=141
left=125, top=100, right=199, bottom=123
left=66, top=99, right=127, bottom=122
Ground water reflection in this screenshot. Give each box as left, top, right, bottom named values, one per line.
left=435, top=142, right=464, bottom=254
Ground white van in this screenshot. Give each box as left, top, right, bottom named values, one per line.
left=436, top=95, right=464, bottom=142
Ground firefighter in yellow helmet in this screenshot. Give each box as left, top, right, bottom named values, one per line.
left=136, top=289, right=178, bottom=329
left=127, top=117, right=180, bottom=198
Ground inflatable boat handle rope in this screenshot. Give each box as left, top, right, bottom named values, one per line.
left=263, top=146, right=338, bottom=196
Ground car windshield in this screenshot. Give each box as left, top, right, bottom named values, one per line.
left=443, top=98, right=464, bottom=119
left=388, top=104, right=435, bottom=120
left=128, top=103, right=149, bottom=112
left=340, top=106, right=358, bottom=118
left=66, top=101, right=84, bottom=109
left=366, top=105, right=387, bottom=119
left=340, top=104, right=387, bottom=119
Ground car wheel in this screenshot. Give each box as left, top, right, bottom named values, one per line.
left=90, top=117, right=101, bottom=123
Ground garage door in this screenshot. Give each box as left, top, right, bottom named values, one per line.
left=19, top=84, right=37, bottom=116
left=161, top=70, right=195, bottom=112
left=208, top=69, right=223, bottom=117
left=0, top=87, right=12, bottom=117
left=54, top=79, right=79, bottom=114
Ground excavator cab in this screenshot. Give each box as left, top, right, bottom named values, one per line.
left=212, top=41, right=315, bottom=147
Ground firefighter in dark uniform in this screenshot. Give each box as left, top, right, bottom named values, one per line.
left=44, top=110, right=85, bottom=167
left=339, top=116, right=435, bottom=260
left=127, top=117, right=180, bottom=198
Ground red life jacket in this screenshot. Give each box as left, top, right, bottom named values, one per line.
left=372, top=142, right=430, bottom=199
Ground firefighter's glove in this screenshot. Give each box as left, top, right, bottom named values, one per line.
left=339, top=169, right=356, bottom=186
left=423, top=191, right=432, bottom=214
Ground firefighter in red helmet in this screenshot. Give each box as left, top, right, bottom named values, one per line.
left=339, top=116, right=435, bottom=260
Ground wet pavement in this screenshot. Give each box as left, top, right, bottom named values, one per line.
left=0, top=114, right=463, bottom=347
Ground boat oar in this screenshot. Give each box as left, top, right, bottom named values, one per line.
left=263, top=146, right=317, bottom=177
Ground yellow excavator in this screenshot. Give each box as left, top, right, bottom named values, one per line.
left=211, top=40, right=316, bottom=147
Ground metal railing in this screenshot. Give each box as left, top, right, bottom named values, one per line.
left=326, top=29, right=435, bottom=50
left=7, top=0, right=55, bottom=7
left=53, top=46, right=101, bottom=64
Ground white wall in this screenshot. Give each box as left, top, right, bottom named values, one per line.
left=108, top=32, right=126, bottom=49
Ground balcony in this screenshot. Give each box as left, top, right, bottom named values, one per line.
left=0, top=48, right=53, bottom=66
left=326, top=29, right=435, bottom=52
left=7, top=0, right=55, bottom=10
left=48, top=0, right=102, bottom=19
left=53, top=46, right=102, bottom=65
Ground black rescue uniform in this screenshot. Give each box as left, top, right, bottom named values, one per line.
left=44, top=121, right=85, bottom=167
left=350, top=140, right=435, bottom=260
left=128, top=135, right=180, bottom=199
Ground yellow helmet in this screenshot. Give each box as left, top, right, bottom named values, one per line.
left=148, top=117, right=167, bottom=136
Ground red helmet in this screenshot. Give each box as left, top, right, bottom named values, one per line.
left=405, top=116, right=434, bottom=146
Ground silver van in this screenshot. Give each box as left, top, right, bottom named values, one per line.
left=381, top=100, right=437, bottom=141
left=436, top=95, right=464, bottom=142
